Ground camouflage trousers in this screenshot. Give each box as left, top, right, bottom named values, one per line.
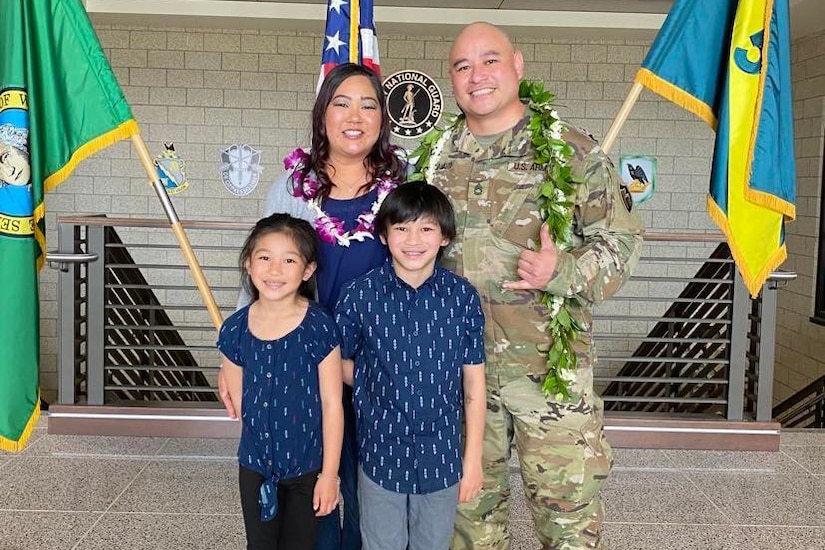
left=452, top=370, right=612, bottom=550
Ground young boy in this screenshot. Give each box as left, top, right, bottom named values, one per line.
left=334, top=182, right=486, bottom=550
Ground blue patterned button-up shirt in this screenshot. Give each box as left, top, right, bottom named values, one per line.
left=217, top=302, right=340, bottom=520
left=335, top=260, right=485, bottom=494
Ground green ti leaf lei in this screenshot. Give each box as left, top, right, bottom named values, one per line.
left=409, top=80, right=584, bottom=401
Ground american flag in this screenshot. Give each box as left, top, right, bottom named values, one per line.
left=318, top=0, right=381, bottom=89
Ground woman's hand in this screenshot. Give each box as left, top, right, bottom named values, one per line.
left=313, top=473, right=340, bottom=516
left=219, top=360, right=242, bottom=420
left=217, top=368, right=237, bottom=419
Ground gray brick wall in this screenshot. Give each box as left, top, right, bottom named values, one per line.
left=37, top=25, right=725, bottom=402
left=774, top=30, right=825, bottom=405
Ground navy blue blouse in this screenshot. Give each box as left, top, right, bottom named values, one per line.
left=217, top=302, right=340, bottom=521
left=316, top=189, right=388, bottom=310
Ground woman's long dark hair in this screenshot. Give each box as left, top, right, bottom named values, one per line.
left=296, top=63, right=406, bottom=202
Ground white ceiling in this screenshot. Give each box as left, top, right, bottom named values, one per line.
left=222, top=0, right=674, bottom=11
left=85, top=0, right=825, bottom=40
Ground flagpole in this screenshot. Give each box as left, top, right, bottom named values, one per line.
left=601, top=81, right=644, bottom=155
left=130, top=134, right=224, bottom=331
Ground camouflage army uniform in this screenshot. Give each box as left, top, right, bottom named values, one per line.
left=428, top=115, right=643, bottom=550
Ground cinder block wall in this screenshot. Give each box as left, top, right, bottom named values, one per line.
left=774, top=30, right=825, bottom=404
left=38, top=25, right=723, bottom=402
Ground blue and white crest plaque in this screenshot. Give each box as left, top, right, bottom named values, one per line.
left=154, top=143, right=188, bottom=195
left=219, top=143, right=262, bottom=197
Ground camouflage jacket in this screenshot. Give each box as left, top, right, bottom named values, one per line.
left=429, top=116, right=644, bottom=376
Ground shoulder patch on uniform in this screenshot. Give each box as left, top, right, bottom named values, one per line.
left=619, top=183, right=634, bottom=212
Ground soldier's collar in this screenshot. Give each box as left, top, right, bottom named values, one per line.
left=456, top=115, right=532, bottom=160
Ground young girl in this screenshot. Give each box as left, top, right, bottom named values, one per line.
left=218, top=213, right=344, bottom=550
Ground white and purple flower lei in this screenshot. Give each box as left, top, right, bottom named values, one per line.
left=284, top=148, right=399, bottom=247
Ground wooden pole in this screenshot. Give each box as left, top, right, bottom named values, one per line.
left=130, top=134, right=224, bottom=331
left=601, top=81, right=644, bottom=155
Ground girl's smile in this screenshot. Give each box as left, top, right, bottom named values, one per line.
left=245, top=232, right=316, bottom=304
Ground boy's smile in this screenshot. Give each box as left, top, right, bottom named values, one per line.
left=381, top=216, right=449, bottom=289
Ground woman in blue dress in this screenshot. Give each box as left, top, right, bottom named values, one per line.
left=222, top=63, right=407, bottom=550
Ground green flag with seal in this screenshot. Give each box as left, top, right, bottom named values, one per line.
left=0, top=0, right=139, bottom=451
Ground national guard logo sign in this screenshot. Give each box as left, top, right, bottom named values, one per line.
left=154, top=143, right=188, bottom=195
left=219, top=143, right=262, bottom=197
left=0, top=88, right=34, bottom=238
left=383, top=70, right=442, bottom=139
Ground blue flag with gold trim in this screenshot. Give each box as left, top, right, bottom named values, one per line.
left=636, top=0, right=795, bottom=297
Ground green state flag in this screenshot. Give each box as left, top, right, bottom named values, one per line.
left=0, top=0, right=139, bottom=451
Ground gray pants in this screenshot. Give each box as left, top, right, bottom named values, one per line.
left=358, top=467, right=460, bottom=550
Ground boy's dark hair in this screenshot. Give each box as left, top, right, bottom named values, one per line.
left=239, top=213, right=317, bottom=301
left=375, top=181, right=456, bottom=242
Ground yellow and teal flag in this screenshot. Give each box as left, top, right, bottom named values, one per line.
left=0, top=0, right=139, bottom=451
left=636, top=0, right=795, bottom=297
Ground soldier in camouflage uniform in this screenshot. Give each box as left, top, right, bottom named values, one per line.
left=427, top=23, right=644, bottom=550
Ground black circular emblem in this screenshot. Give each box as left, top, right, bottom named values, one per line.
left=382, top=70, right=442, bottom=139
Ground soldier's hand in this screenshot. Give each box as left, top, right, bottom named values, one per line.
left=218, top=369, right=237, bottom=419
left=502, top=223, right=558, bottom=291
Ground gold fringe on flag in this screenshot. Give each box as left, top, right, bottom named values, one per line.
left=0, top=392, right=41, bottom=453
left=635, top=68, right=718, bottom=129
left=707, top=196, right=787, bottom=297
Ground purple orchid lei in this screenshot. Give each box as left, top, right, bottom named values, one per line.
left=284, top=148, right=399, bottom=247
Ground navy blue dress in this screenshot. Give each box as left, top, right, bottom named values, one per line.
left=315, top=189, right=387, bottom=550
left=315, top=189, right=388, bottom=310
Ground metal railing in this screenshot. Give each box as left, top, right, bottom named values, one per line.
left=51, top=216, right=791, bottom=423
left=592, top=232, right=793, bottom=422
left=54, top=216, right=251, bottom=406
left=599, top=237, right=734, bottom=416
left=773, top=375, right=825, bottom=428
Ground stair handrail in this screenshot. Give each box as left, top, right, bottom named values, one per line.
left=773, top=374, right=825, bottom=427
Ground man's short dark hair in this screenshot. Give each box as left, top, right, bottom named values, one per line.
left=375, top=181, right=457, bottom=241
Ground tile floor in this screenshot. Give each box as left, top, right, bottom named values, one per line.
left=1, top=418, right=823, bottom=549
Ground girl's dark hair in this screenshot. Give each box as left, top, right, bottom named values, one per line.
left=295, top=63, right=406, bottom=202
left=375, top=181, right=457, bottom=243
left=239, top=213, right=318, bottom=301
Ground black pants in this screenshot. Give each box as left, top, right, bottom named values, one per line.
left=239, top=466, right=320, bottom=550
